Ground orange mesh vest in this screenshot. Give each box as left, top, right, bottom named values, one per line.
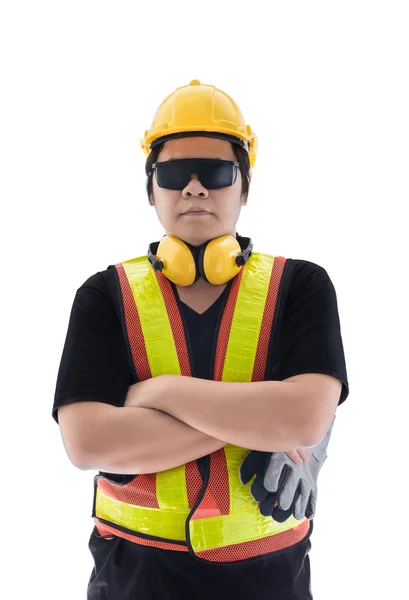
left=91, top=251, right=311, bottom=563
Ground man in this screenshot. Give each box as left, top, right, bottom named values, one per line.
left=52, top=80, right=349, bottom=599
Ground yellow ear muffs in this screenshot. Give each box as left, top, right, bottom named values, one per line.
left=198, top=235, right=243, bottom=285
left=147, top=234, right=253, bottom=287
left=154, top=235, right=198, bottom=287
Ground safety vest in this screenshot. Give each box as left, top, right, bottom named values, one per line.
left=91, top=250, right=311, bottom=563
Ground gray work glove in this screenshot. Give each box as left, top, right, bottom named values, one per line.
left=239, top=415, right=336, bottom=521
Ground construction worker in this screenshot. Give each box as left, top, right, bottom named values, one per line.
left=52, top=79, right=349, bottom=599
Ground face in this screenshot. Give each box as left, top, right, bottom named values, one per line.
left=151, top=136, right=252, bottom=246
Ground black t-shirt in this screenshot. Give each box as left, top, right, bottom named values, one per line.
left=52, top=257, right=349, bottom=600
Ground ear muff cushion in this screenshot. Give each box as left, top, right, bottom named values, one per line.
left=203, top=236, right=242, bottom=285
left=157, top=235, right=198, bottom=286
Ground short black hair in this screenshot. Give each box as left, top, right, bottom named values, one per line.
left=144, top=141, right=251, bottom=206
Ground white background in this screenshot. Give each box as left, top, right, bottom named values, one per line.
left=1, top=1, right=408, bottom=598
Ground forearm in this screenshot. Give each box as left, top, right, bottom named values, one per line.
left=153, top=376, right=311, bottom=452
left=83, top=403, right=227, bottom=474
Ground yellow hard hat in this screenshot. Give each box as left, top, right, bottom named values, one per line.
left=140, top=79, right=258, bottom=168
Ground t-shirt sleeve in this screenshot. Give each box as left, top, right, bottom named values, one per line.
left=271, top=262, right=350, bottom=406
left=51, top=281, right=134, bottom=424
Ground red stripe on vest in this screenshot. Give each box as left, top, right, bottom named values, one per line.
left=252, top=256, right=286, bottom=381
left=213, top=267, right=243, bottom=381
left=155, top=271, right=192, bottom=377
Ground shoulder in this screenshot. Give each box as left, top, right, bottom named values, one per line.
left=75, top=264, right=122, bottom=319
left=75, top=252, right=148, bottom=314
left=78, top=253, right=147, bottom=293
left=281, top=258, right=332, bottom=304
left=78, top=264, right=116, bottom=293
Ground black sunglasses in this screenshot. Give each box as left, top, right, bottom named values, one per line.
left=151, top=158, right=240, bottom=190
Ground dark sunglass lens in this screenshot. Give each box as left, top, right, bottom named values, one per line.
left=156, top=161, right=189, bottom=190
left=199, top=161, right=236, bottom=189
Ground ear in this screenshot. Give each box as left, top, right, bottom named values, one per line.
left=248, top=169, right=252, bottom=183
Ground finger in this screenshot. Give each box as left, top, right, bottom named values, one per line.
left=294, top=481, right=310, bottom=520
left=239, top=451, right=270, bottom=485
left=259, top=493, right=278, bottom=517
left=305, top=488, right=317, bottom=520
left=294, top=493, right=304, bottom=521
left=250, top=472, right=270, bottom=502
left=264, top=457, right=286, bottom=493
left=238, top=452, right=259, bottom=484
left=305, top=495, right=315, bottom=520
left=297, top=447, right=312, bottom=462
left=285, top=449, right=303, bottom=464
left=276, top=465, right=297, bottom=510
left=272, top=503, right=294, bottom=523
left=282, top=480, right=302, bottom=520
left=272, top=488, right=299, bottom=523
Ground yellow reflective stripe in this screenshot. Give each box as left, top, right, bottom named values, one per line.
left=95, top=486, right=189, bottom=541
left=190, top=507, right=304, bottom=552
left=224, top=444, right=255, bottom=511
left=156, top=465, right=189, bottom=509
left=121, top=256, right=181, bottom=377
left=222, top=252, right=274, bottom=382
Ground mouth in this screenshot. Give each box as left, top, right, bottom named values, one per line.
left=182, top=206, right=211, bottom=215
left=183, top=210, right=211, bottom=216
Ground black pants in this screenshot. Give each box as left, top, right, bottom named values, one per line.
left=87, top=526, right=313, bottom=600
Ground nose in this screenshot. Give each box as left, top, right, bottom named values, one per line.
left=182, top=174, right=209, bottom=198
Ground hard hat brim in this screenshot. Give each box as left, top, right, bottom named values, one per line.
left=149, top=131, right=249, bottom=152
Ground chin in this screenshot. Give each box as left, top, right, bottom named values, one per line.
left=190, top=227, right=222, bottom=241
left=172, top=227, right=207, bottom=243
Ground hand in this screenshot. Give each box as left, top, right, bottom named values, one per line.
left=284, top=447, right=312, bottom=465
left=123, top=376, right=169, bottom=410
left=238, top=447, right=313, bottom=519
left=239, top=416, right=336, bottom=521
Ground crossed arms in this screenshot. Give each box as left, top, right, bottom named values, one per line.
left=72, top=373, right=340, bottom=474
